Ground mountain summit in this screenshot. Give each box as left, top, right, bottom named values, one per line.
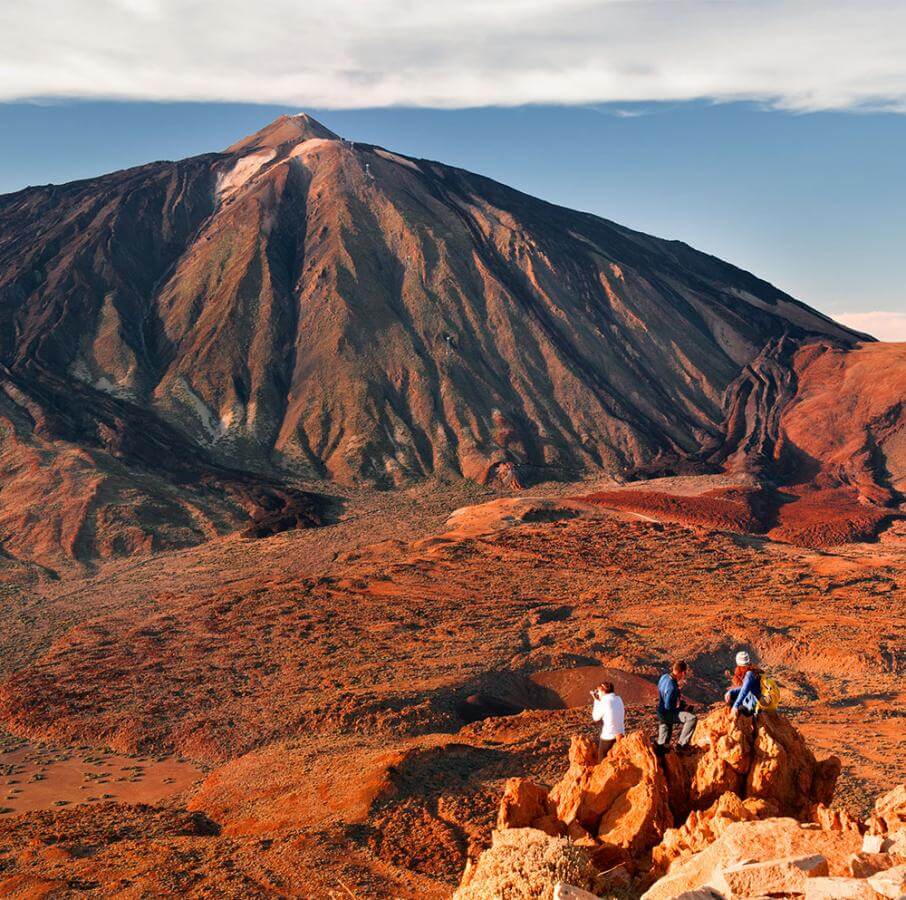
left=226, top=112, right=341, bottom=153
left=0, top=114, right=869, bottom=563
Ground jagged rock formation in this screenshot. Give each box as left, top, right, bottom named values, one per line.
left=0, top=113, right=870, bottom=565
left=474, top=707, right=849, bottom=896
left=475, top=703, right=906, bottom=900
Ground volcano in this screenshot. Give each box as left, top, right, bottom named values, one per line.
left=0, top=113, right=874, bottom=564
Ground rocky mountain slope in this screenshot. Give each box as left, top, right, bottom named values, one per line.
left=0, top=363, right=324, bottom=570
left=0, top=113, right=872, bottom=567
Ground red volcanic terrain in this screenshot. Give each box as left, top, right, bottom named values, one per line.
left=0, top=115, right=902, bottom=896
left=0, top=495, right=903, bottom=896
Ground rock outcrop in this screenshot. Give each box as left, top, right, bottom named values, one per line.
left=684, top=707, right=755, bottom=811
left=452, top=828, right=597, bottom=900
left=499, top=731, right=672, bottom=869
left=745, top=711, right=840, bottom=816
left=642, top=818, right=863, bottom=900
left=466, top=707, right=867, bottom=899
left=653, top=707, right=840, bottom=872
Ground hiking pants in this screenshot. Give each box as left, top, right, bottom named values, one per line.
left=598, top=738, right=616, bottom=762
left=657, top=710, right=697, bottom=746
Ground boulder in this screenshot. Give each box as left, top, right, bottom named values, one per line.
left=712, top=853, right=828, bottom=897
left=587, top=734, right=672, bottom=853
left=652, top=792, right=758, bottom=871
left=870, top=784, right=906, bottom=835
left=869, top=863, right=906, bottom=899
left=803, top=876, right=880, bottom=899
left=688, top=707, right=754, bottom=810
left=642, top=818, right=862, bottom=900
left=453, top=828, right=597, bottom=900
left=745, top=712, right=840, bottom=816
left=498, top=778, right=550, bottom=829
left=847, top=851, right=899, bottom=877
left=548, top=736, right=597, bottom=826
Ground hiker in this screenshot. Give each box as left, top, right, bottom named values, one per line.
left=656, top=660, right=697, bottom=754
left=591, top=681, right=625, bottom=761
left=726, top=650, right=763, bottom=716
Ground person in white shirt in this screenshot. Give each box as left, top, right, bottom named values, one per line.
left=591, top=681, right=625, bottom=761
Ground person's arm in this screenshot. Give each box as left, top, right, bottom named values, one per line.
left=592, top=697, right=604, bottom=722
left=732, top=671, right=756, bottom=710
left=600, top=698, right=613, bottom=735
left=662, top=679, right=677, bottom=711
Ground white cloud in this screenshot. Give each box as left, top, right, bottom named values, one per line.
left=836, top=311, right=906, bottom=342
left=1, top=1, right=906, bottom=111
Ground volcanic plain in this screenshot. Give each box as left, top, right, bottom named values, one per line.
left=0, top=469, right=902, bottom=896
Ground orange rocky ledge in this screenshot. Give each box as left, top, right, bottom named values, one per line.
left=456, top=707, right=906, bottom=899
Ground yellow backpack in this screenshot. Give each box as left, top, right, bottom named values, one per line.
left=757, top=674, right=781, bottom=712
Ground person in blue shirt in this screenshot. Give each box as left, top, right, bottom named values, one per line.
left=656, top=660, right=697, bottom=754
left=725, top=650, right=763, bottom=716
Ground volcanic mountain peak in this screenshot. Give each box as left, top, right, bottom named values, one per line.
left=226, top=112, right=341, bottom=154
left=1, top=112, right=896, bottom=567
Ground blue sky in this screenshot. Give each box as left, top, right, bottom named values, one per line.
left=2, top=99, right=903, bottom=338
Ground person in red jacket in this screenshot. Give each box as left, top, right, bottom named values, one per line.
left=725, top=650, right=763, bottom=716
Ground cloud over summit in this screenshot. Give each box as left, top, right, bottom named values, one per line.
left=2, top=1, right=906, bottom=111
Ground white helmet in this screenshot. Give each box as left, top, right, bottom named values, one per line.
left=736, top=650, right=751, bottom=666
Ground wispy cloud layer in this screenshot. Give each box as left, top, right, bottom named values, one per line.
left=836, top=311, right=906, bottom=342
left=2, top=1, right=906, bottom=111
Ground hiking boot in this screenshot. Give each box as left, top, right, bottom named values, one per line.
left=675, top=744, right=696, bottom=756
